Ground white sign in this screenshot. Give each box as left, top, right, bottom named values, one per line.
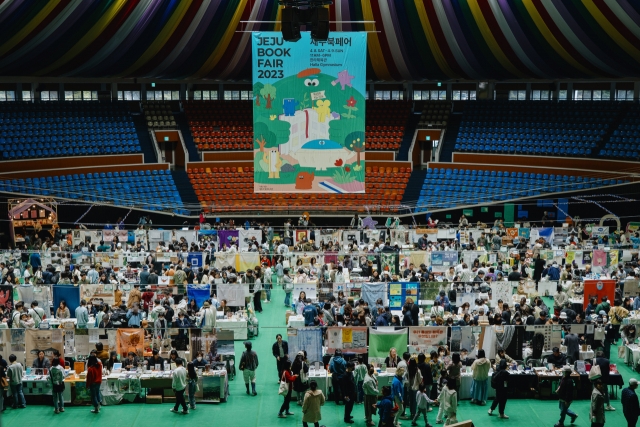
left=311, top=90, right=326, bottom=100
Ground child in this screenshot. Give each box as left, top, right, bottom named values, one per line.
left=436, top=380, right=458, bottom=425
left=22, top=313, right=35, bottom=329
left=413, top=383, right=437, bottom=427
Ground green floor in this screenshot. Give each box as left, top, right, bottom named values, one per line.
left=0, top=291, right=636, bottom=426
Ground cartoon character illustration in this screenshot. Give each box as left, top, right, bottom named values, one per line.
left=283, top=98, right=299, bottom=116
left=263, top=148, right=283, bottom=179
left=331, top=69, right=355, bottom=90
left=313, top=100, right=331, bottom=123
left=295, top=172, right=315, bottom=190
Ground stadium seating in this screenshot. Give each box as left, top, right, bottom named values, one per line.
left=453, top=101, right=623, bottom=156
left=0, top=102, right=141, bottom=160
left=598, top=104, right=640, bottom=159
left=414, top=168, right=628, bottom=212
left=143, top=101, right=177, bottom=128
left=416, top=101, right=451, bottom=127
left=185, top=100, right=412, bottom=152
left=187, top=165, right=410, bottom=212
left=0, top=169, right=186, bottom=214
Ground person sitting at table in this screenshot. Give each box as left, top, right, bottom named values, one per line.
left=622, top=324, right=637, bottom=345
left=546, top=347, right=568, bottom=367
left=586, top=297, right=598, bottom=318
left=385, top=348, right=400, bottom=368
left=124, top=352, right=138, bottom=370
left=95, top=342, right=109, bottom=364
left=32, top=350, right=51, bottom=370
left=169, top=349, right=184, bottom=367
left=192, top=350, right=208, bottom=369
left=535, top=311, right=548, bottom=325
left=106, top=351, right=119, bottom=371
left=146, top=349, right=165, bottom=370
left=574, top=313, right=585, bottom=325
left=493, top=349, right=513, bottom=368
left=434, top=291, right=450, bottom=312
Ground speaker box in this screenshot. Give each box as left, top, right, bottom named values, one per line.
left=281, top=8, right=301, bottom=42
left=311, top=7, right=329, bottom=41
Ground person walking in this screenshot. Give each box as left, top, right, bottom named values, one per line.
left=439, top=380, right=458, bottom=425
left=186, top=362, right=198, bottom=410
left=292, top=351, right=309, bottom=404
left=470, top=349, right=490, bottom=405
left=488, top=359, right=510, bottom=419
left=7, top=354, right=25, bottom=409
left=170, top=359, right=189, bottom=414
left=413, top=383, right=436, bottom=427
left=343, top=362, right=357, bottom=423
left=392, top=367, right=406, bottom=427
left=278, top=360, right=297, bottom=418
left=364, top=366, right=380, bottom=426
left=49, top=358, right=65, bottom=414
left=555, top=366, right=578, bottom=427
left=302, top=380, right=325, bottom=427
left=591, top=379, right=606, bottom=427
left=86, top=355, right=102, bottom=413
left=240, top=341, right=259, bottom=396
left=622, top=378, right=640, bottom=427
left=283, top=268, right=294, bottom=307
left=272, top=334, right=289, bottom=382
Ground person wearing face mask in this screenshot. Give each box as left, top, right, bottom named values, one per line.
left=192, top=350, right=207, bottom=369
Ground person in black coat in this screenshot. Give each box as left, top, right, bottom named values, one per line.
left=594, top=351, right=615, bottom=411
left=407, top=297, right=420, bottom=327
left=342, top=362, right=357, bottom=423
left=489, top=359, right=510, bottom=418
left=272, top=334, right=289, bottom=381
left=622, top=378, right=640, bottom=427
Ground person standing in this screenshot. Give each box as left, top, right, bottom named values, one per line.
left=240, top=341, right=259, bottom=396
left=86, top=355, right=102, bottom=413
left=329, top=349, right=347, bottom=404
left=278, top=360, right=297, bottom=418
left=272, top=334, right=289, bottom=381
left=343, top=362, right=357, bottom=423
left=354, top=356, right=368, bottom=405
left=364, top=366, right=380, bottom=426
left=591, top=379, right=606, bottom=427
left=555, top=366, right=578, bottom=427
left=170, top=359, right=189, bottom=414
left=413, top=383, right=436, bottom=427
left=49, top=358, right=65, bottom=414
left=283, top=268, right=294, bottom=306
left=439, top=380, right=458, bottom=425
left=302, top=380, right=325, bottom=427
left=75, top=300, right=89, bottom=328
left=470, top=349, right=491, bottom=405
left=594, top=351, right=616, bottom=411
left=186, top=362, right=198, bottom=410
left=622, top=378, right=640, bottom=427
left=488, top=359, right=510, bottom=419
left=392, top=367, right=406, bottom=427
left=7, top=354, right=25, bottom=409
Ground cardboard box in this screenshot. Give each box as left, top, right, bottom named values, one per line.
left=285, top=310, right=294, bottom=324
left=163, top=389, right=174, bottom=397
left=163, top=397, right=176, bottom=403
left=146, top=395, right=163, bottom=404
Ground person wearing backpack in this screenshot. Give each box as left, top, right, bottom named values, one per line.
left=488, top=359, right=510, bottom=419
left=49, top=358, right=65, bottom=414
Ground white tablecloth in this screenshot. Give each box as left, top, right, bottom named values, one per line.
left=216, top=318, right=248, bottom=340
left=287, top=315, right=305, bottom=328
left=459, top=373, right=496, bottom=400
left=626, top=345, right=640, bottom=366
left=579, top=350, right=594, bottom=360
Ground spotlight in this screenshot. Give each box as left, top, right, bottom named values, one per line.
left=279, top=1, right=332, bottom=43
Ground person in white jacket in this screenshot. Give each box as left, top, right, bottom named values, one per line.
left=200, top=301, right=216, bottom=332
left=437, top=380, right=458, bottom=425
left=413, top=383, right=437, bottom=427
left=170, top=359, right=189, bottom=414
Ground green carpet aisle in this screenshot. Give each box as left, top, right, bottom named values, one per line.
left=0, top=290, right=636, bottom=426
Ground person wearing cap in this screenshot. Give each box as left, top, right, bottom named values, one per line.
left=622, top=378, right=640, bottom=427
left=292, top=351, right=309, bottom=405
left=240, top=341, right=259, bottom=396
left=555, top=366, right=578, bottom=427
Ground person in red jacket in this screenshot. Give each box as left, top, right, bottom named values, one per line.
left=86, top=355, right=103, bottom=414
left=278, top=360, right=298, bottom=419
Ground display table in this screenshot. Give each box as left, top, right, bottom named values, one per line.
left=313, top=370, right=396, bottom=401
left=623, top=316, right=640, bottom=326
left=287, top=315, right=306, bottom=328
left=140, top=370, right=229, bottom=402
left=579, top=350, right=595, bottom=360
left=216, top=318, right=248, bottom=340
left=625, top=345, right=640, bottom=367
left=459, top=372, right=496, bottom=400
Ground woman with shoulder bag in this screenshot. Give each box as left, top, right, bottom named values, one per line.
left=292, top=351, right=309, bottom=405
left=49, top=358, right=65, bottom=414
left=278, top=360, right=298, bottom=418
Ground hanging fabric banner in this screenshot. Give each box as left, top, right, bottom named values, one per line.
left=252, top=32, right=367, bottom=194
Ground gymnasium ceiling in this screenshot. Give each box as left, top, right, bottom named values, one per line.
left=0, top=0, right=639, bottom=81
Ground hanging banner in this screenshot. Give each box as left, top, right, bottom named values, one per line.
left=369, top=328, right=408, bottom=359
left=409, top=327, right=448, bottom=355
left=430, top=252, right=458, bottom=273
left=287, top=329, right=323, bottom=363
left=252, top=32, right=367, bottom=193
left=116, top=328, right=144, bottom=358
left=583, top=279, right=616, bottom=310
left=25, top=329, right=64, bottom=368
left=326, top=326, right=368, bottom=354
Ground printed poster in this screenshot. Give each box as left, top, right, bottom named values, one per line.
left=326, top=326, right=367, bottom=354
left=252, top=32, right=367, bottom=193
left=25, top=329, right=64, bottom=368
left=117, top=329, right=144, bottom=358
left=409, top=327, right=448, bottom=355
